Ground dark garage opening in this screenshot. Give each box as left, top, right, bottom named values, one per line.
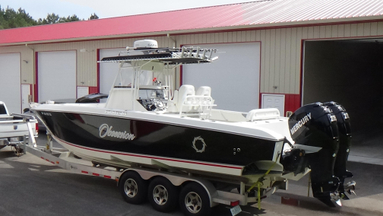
left=303, top=39, right=383, bottom=135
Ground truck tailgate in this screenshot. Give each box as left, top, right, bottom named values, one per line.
left=0, top=119, right=36, bottom=138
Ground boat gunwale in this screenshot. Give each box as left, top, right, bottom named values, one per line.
left=32, top=104, right=287, bottom=142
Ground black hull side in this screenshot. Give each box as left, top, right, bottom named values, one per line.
left=37, top=111, right=277, bottom=167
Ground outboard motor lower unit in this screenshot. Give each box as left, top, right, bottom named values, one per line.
left=324, top=101, right=354, bottom=199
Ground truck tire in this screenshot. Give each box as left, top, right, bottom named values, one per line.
left=179, top=182, right=211, bottom=216
left=119, top=171, right=148, bottom=204
left=148, top=177, right=179, bottom=212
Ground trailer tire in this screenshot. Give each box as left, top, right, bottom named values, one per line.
left=119, top=171, right=148, bottom=204
left=179, top=182, right=210, bottom=216
left=148, top=177, right=179, bottom=212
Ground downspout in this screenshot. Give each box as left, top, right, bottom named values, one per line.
left=167, top=34, right=179, bottom=92
left=167, top=33, right=176, bottom=48
left=24, top=44, right=36, bottom=103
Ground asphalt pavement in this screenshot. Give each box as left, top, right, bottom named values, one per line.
left=0, top=132, right=382, bottom=216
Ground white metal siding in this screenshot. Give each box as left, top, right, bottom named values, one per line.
left=0, top=53, right=21, bottom=113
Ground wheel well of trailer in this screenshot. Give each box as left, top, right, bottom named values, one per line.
left=179, top=180, right=194, bottom=188
left=179, top=180, right=215, bottom=207
left=117, top=169, right=142, bottom=187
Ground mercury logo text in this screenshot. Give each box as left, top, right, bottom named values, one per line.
left=290, top=113, right=312, bottom=135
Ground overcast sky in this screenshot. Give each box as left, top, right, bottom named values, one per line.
left=1, top=0, right=250, bottom=20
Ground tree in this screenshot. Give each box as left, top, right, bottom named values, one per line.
left=37, top=13, right=60, bottom=24
left=0, top=5, right=99, bottom=29
left=17, top=8, right=35, bottom=24
left=0, top=6, right=36, bottom=29
left=89, top=13, right=99, bottom=20
left=58, top=14, right=81, bottom=23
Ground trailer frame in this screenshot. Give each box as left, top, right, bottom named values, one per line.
left=21, top=120, right=289, bottom=216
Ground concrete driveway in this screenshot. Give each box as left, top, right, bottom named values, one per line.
left=0, top=133, right=382, bottom=216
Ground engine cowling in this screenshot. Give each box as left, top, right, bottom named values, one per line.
left=288, top=102, right=341, bottom=206
left=324, top=101, right=353, bottom=198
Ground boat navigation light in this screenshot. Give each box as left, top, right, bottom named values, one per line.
left=230, top=200, right=240, bottom=206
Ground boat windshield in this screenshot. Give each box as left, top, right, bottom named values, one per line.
left=113, top=65, right=155, bottom=88
left=113, top=66, right=135, bottom=88
left=111, top=62, right=173, bottom=112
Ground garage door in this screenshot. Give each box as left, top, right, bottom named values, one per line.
left=303, top=39, right=383, bottom=132
left=99, top=48, right=126, bottom=95
left=183, top=43, right=261, bottom=112
left=0, top=53, right=21, bottom=113
left=38, top=51, right=76, bottom=102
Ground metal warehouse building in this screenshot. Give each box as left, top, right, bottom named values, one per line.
left=1, top=0, right=383, bottom=132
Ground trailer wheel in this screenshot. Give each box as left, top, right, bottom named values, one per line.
left=148, top=177, right=179, bottom=212
left=179, top=182, right=210, bottom=216
left=119, top=171, right=147, bottom=204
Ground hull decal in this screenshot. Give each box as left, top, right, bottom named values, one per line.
left=99, top=123, right=135, bottom=140
left=37, top=111, right=277, bottom=168
left=192, top=136, right=207, bottom=153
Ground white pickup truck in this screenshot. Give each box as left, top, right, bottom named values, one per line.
left=0, top=101, right=38, bottom=154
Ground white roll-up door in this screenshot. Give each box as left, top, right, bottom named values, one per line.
left=183, top=42, right=261, bottom=112
left=0, top=53, right=21, bottom=113
left=38, top=51, right=76, bottom=102
left=99, top=48, right=126, bottom=95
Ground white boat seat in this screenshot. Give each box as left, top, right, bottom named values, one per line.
left=196, top=86, right=211, bottom=97
left=177, top=85, right=195, bottom=112
left=167, top=85, right=216, bottom=116
left=181, top=85, right=216, bottom=116
left=192, top=86, right=215, bottom=110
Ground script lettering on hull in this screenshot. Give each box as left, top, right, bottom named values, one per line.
left=99, top=123, right=135, bottom=140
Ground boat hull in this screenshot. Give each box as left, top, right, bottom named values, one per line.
left=36, top=110, right=280, bottom=177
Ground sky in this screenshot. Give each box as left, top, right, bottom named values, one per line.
left=1, top=0, right=251, bottom=20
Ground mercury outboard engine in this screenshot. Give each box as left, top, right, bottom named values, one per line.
left=288, top=102, right=342, bottom=206
left=323, top=101, right=354, bottom=199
